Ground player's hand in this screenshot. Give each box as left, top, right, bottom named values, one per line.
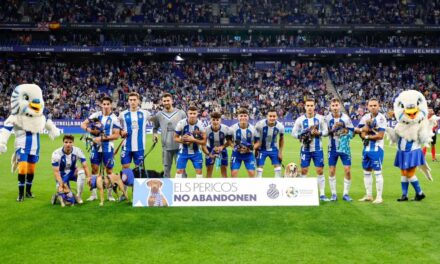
left=311, top=128, right=320, bottom=137
left=120, top=131, right=128, bottom=138
left=88, top=128, right=101, bottom=136
left=184, top=135, right=195, bottom=143
left=93, top=137, right=102, bottom=144
left=278, top=153, right=283, bottom=162
left=360, top=132, right=367, bottom=139
left=0, top=143, right=7, bottom=154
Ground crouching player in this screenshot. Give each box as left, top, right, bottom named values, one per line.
left=229, top=108, right=257, bottom=178
left=51, top=135, right=91, bottom=205
left=202, top=112, right=230, bottom=177
left=174, top=106, right=207, bottom=178
left=254, top=108, right=285, bottom=178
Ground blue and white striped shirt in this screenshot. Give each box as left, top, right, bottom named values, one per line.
left=119, top=109, right=151, bottom=152
left=358, top=113, right=387, bottom=152
left=255, top=119, right=285, bottom=151
left=2, top=120, right=40, bottom=156
left=206, top=124, right=229, bottom=149
left=175, top=119, right=206, bottom=155
left=88, top=111, right=121, bottom=153
left=292, top=114, right=328, bottom=152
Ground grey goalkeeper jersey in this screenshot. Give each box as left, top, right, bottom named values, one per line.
left=152, top=109, right=186, bottom=151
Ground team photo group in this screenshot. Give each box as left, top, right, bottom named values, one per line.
left=0, top=84, right=438, bottom=207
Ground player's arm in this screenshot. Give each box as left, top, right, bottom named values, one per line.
left=367, top=116, right=386, bottom=141
left=174, top=121, right=184, bottom=144
left=150, top=114, right=159, bottom=142
left=52, top=166, right=63, bottom=186
left=80, top=119, right=91, bottom=133
left=189, top=132, right=207, bottom=146
left=202, top=145, right=210, bottom=155
left=291, top=119, right=302, bottom=139
left=118, top=114, right=128, bottom=138
left=254, top=127, right=261, bottom=151
left=354, top=116, right=366, bottom=134
left=80, top=161, right=91, bottom=180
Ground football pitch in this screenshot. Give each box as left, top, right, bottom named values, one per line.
left=0, top=134, right=439, bottom=263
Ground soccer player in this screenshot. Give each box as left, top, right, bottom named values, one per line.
left=325, top=98, right=354, bottom=201
left=80, top=96, right=121, bottom=201
left=254, top=108, right=285, bottom=178
left=292, top=98, right=329, bottom=201
left=152, top=93, right=187, bottom=178
left=354, top=98, right=387, bottom=204
left=174, top=105, right=207, bottom=178
left=229, top=108, right=257, bottom=178
left=422, top=107, right=439, bottom=161
left=51, top=135, right=91, bottom=204
left=202, top=112, right=230, bottom=178
left=118, top=92, right=151, bottom=169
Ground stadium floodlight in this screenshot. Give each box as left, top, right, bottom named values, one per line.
left=175, top=54, right=184, bottom=63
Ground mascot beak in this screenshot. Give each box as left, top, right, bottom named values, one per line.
left=404, top=107, right=419, bottom=119
left=29, top=99, right=41, bottom=113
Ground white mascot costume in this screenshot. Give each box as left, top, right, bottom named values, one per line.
left=386, top=90, right=434, bottom=202
left=0, top=84, right=60, bottom=201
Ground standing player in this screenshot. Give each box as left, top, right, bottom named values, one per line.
left=229, top=108, right=257, bottom=178
left=174, top=106, right=207, bottom=178
left=118, top=92, right=150, bottom=169
left=325, top=98, right=354, bottom=201
left=254, top=108, right=285, bottom=178
left=422, top=107, right=439, bottom=161
left=292, top=98, right=329, bottom=201
left=355, top=98, right=387, bottom=204
left=202, top=112, right=230, bottom=178
left=152, top=93, right=187, bottom=178
left=80, top=96, right=121, bottom=201
left=51, top=135, right=91, bottom=204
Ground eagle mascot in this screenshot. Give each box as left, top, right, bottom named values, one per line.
left=386, top=90, right=434, bottom=202
left=0, top=84, right=60, bottom=201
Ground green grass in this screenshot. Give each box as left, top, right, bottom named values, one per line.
left=0, top=134, right=439, bottom=263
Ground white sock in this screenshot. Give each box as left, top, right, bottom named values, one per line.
left=343, top=178, right=351, bottom=196
left=317, top=175, right=326, bottom=196
left=363, top=171, right=373, bottom=197
left=274, top=167, right=282, bottom=178
left=374, top=170, right=383, bottom=199
left=256, top=168, right=263, bottom=178
left=329, top=176, right=336, bottom=195
left=90, top=188, right=97, bottom=198
left=175, top=174, right=183, bottom=178
left=196, top=174, right=203, bottom=178
left=76, top=169, right=86, bottom=198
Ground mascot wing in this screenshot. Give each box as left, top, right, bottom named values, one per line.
left=45, top=119, right=61, bottom=140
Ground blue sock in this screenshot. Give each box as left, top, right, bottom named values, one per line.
left=409, top=177, right=422, bottom=195
left=401, top=182, right=409, bottom=196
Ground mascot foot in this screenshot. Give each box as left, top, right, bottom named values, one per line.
left=25, top=192, right=34, bottom=198
left=413, top=193, right=426, bottom=201
left=17, top=196, right=24, bottom=202
left=397, top=195, right=408, bottom=202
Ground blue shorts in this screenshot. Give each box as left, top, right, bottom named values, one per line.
left=121, top=149, right=144, bottom=166
left=176, top=152, right=203, bottom=170
left=91, top=148, right=114, bottom=169
left=231, top=151, right=256, bottom=171
left=205, top=148, right=228, bottom=167
left=256, top=149, right=280, bottom=167
left=16, top=149, right=39, bottom=163
left=328, top=151, right=351, bottom=166
left=362, top=148, right=384, bottom=170
left=61, top=171, right=77, bottom=186
left=300, top=150, right=324, bottom=168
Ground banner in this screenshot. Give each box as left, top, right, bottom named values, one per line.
left=2, top=45, right=440, bottom=55
left=132, top=178, right=319, bottom=207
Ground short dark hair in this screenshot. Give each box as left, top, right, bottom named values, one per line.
left=128, top=92, right=140, bottom=99
left=162, top=93, right=172, bottom=99
left=305, top=98, right=315, bottom=104
left=63, top=134, right=74, bottom=142
left=101, top=96, right=112, bottom=103
left=210, top=112, right=222, bottom=119
left=267, top=108, right=277, bottom=114
left=187, top=105, right=198, bottom=112
left=331, top=98, right=341, bottom=103
left=237, top=108, right=249, bottom=115
left=368, top=98, right=380, bottom=104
